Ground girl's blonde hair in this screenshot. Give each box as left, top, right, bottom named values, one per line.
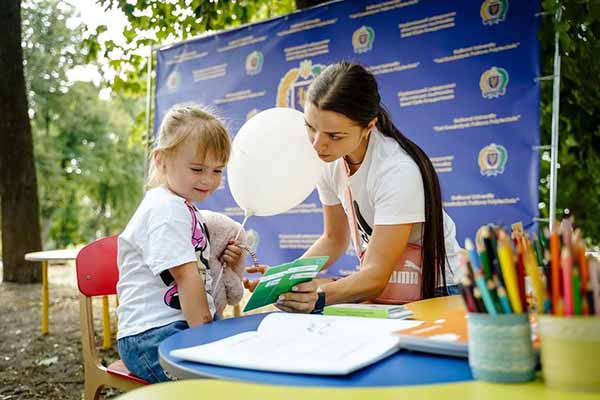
left=147, top=105, right=231, bottom=188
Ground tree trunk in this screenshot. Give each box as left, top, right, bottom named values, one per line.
left=295, top=0, right=330, bottom=10
left=0, top=0, right=43, bottom=283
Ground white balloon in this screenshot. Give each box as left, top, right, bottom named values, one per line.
left=227, top=107, right=323, bottom=217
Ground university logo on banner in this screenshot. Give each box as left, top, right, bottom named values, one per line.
left=352, top=26, right=375, bottom=54
left=276, top=60, right=326, bottom=110
left=480, top=67, right=509, bottom=98
left=245, top=51, right=264, bottom=75
left=479, top=143, right=508, bottom=176
left=480, top=0, right=509, bottom=25
left=167, top=71, right=182, bottom=93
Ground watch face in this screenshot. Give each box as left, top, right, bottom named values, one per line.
left=314, top=291, right=326, bottom=313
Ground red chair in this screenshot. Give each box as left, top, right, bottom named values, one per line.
left=76, top=236, right=148, bottom=399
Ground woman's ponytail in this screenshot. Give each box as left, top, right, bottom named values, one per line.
left=376, top=105, right=447, bottom=297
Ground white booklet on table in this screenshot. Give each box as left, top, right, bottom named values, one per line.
left=170, top=313, right=423, bottom=375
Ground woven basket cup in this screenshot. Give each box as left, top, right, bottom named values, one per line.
left=468, top=313, right=536, bottom=383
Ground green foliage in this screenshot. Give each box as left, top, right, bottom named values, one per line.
left=22, top=0, right=85, bottom=134
left=539, top=0, right=600, bottom=245
left=23, top=0, right=145, bottom=248
left=39, top=82, right=144, bottom=247
left=83, top=0, right=296, bottom=94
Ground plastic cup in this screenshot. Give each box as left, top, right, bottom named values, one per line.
left=539, top=315, right=600, bottom=392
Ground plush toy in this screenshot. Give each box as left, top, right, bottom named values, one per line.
left=199, top=210, right=247, bottom=317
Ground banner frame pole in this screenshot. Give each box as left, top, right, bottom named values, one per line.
left=548, top=3, right=562, bottom=231
left=143, top=45, right=154, bottom=193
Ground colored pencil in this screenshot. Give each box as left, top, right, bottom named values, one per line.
left=483, top=227, right=506, bottom=288
left=523, top=239, right=551, bottom=313
left=575, top=238, right=590, bottom=315
left=514, top=239, right=528, bottom=311
left=476, top=241, right=501, bottom=313
left=550, top=223, right=562, bottom=315
left=465, top=238, right=481, bottom=271
left=573, top=266, right=582, bottom=315
left=457, top=252, right=477, bottom=312
left=496, top=286, right=511, bottom=314
left=472, top=287, right=486, bottom=313
left=476, top=226, right=493, bottom=281
left=561, top=247, right=574, bottom=316
left=589, top=257, right=600, bottom=315
left=497, top=230, right=523, bottom=313
left=460, top=277, right=478, bottom=313
left=477, top=244, right=493, bottom=282
left=560, top=218, right=573, bottom=249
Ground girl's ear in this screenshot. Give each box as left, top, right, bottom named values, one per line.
left=154, top=150, right=166, bottom=171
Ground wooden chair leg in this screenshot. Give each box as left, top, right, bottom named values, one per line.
left=113, top=295, right=119, bottom=337
left=233, top=303, right=241, bottom=317
left=84, top=380, right=101, bottom=400
left=101, top=295, right=111, bottom=350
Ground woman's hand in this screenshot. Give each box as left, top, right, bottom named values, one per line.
left=220, top=240, right=244, bottom=268
left=275, top=280, right=319, bottom=313
left=242, top=264, right=269, bottom=292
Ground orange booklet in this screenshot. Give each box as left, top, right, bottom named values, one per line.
left=394, top=309, right=469, bottom=358
left=394, top=309, right=541, bottom=358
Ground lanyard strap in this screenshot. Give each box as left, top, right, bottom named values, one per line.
left=342, top=161, right=365, bottom=263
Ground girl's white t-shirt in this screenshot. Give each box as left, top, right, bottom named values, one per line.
left=116, top=186, right=215, bottom=339
left=316, top=129, right=461, bottom=284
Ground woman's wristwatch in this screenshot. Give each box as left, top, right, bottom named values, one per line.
left=311, top=287, right=327, bottom=314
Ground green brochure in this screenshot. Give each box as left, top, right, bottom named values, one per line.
left=243, top=256, right=329, bottom=312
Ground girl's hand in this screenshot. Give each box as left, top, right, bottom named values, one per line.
left=275, top=280, right=319, bottom=313
left=242, top=264, right=269, bottom=292
left=220, top=240, right=243, bottom=268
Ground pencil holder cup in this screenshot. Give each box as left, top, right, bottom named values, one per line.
left=539, top=315, right=600, bottom=392
left=467, top=313, right=536, bottom=383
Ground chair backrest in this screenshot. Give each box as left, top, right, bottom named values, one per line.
left=76, top=235, right=119, bottom=297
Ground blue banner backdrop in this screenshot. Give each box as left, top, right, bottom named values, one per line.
left=154, top=0, right=540, bottom=277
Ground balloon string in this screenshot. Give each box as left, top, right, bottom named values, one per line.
left=234, top=214, right=249, bottom=241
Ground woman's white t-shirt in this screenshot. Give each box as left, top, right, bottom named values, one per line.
left=116, top=186, right=215, bottom=339
left=316, top=129, right=461, bottom=284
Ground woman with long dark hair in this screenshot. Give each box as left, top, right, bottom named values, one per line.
left=247, top=61, right=462, bottom=313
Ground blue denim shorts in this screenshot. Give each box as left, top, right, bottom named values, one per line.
left=118, top=320, right=189, bottom=383
left=433, top=284, right=461, bottom=297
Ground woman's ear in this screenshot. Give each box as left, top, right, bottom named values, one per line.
left=367, top=116, right=378, bottom=131
left=362, top=117, right=378, bottom=140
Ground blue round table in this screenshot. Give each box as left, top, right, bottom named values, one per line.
left=159, top=312, right=472, bottom=387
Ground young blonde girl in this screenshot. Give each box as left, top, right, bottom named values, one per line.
left=117, top=105, right=242, bottom=383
